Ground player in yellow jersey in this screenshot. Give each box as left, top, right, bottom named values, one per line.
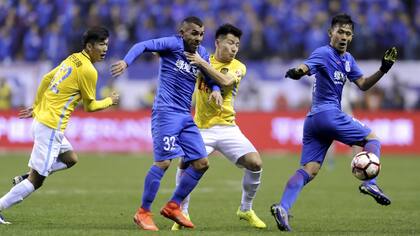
left=0, top=26, right=119, bottom=224
left=172, top=24, right=266, bottom=230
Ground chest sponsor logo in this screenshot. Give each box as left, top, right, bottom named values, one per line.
left=175, top=59, right=199, bottom=77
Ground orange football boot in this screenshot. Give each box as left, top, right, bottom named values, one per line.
left=133, top=207, right=159, bottom=231
left=160, top=201, right=194, bottom=228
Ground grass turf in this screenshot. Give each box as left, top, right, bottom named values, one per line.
left=0, top=152, right=419, bottom=235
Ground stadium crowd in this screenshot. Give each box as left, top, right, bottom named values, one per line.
left=0, top=0, right=419, bottom=111
left=0, top=0, right=419, bottom=63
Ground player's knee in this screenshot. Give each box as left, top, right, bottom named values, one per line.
left=154, top=160, right=171, bottom=170
left=303, top=162, right=321, bottom=179
left=58, top=151, right=78, bottom=168
left=366, top=132, right=380, bottom=142
left=28, top=170, right=45, bottom=189
left=246, top=159, right=262, bottom=171
left=67, top=152, right=78, bottom=168
left=192, top=158, right=209, bottom=172
left=240, top=153, right=262, bottom=171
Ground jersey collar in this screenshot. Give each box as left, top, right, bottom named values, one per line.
left=81, top=50, right=92, bottom=61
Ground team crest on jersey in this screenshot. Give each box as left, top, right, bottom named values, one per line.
left=220, top=68, right=229, bottom=74
left=333, top=70, right=347, bottom=85
left=345, top=61, right=351, bottom=72
left=175, top=59, right=199, bottom=76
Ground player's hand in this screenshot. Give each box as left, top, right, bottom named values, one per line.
left=18, top=107, right=33, bottom=119
left=380, top=47, right=397, bottom=73
left=209, top=90, right=223, bottom=109
left=111, top=60, right=128, bottom=77
left=184, top=52, right=206, bottom=67
left=285, top=68, right=305, bottom=80
left=110, top=91, right=119, bottom=105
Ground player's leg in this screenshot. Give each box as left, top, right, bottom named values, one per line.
left=216, top=125, right=265, bottom=228
left=0, top=120, right=62, bottom=221
left=136, top=111, right=196, bottom=230
left=333, top=113, right=391, bottom=205
left=49, top=136, right=77, bottom=174
left=358, top=133, right=391, bottom=205
left=12, top=137, right=76, bottom=186
left=161, top=118, right=209, bottom=228
left=175, top=161, right=190, bottom=214
left=175, top=128, right=216, bottom=215
left=325, top=142, right=336, bottom=170
left=235, top=152, right=266, bottom=229
left=0, top=169, right=42, bottom=224
left=134, top=111, right=186, bottom=231
left=0, top=169, right=40, bottom=213
left=172, top=128, right=216, bottom=230
left=133, top=159, right=170, bottom=231
left=271, top=114, right=332, bottom=231
left=172, top=161, right=191, bottom=231
left=236, top=153, right=262, bottom=211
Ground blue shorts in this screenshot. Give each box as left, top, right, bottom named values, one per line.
left=151, top=110, right=207, bottom=162
left=300, top=109, right=371, bottom=166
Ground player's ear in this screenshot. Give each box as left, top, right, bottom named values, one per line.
left=85, top=42, right=92, bottom=51
left=179, top=24, right=185, bottom=37
left=328, top=28, right=332, bottom=38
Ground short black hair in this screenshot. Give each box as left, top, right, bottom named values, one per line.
left=331, top=13, right=354, bottom=31
left=181, top=16, right=203, bottom=27
left=215, top=24, right=242, bottom=39
left=82, top=26, right=109, bottom=48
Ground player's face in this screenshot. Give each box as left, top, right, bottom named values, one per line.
left=180, top=23, right=204, bottom=53
left=329, top=24, right=353, bottom=54
left=86, top=39, right=109, bottom=63
left=215, top=33, right=240, bottom=62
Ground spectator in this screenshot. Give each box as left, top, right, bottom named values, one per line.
left=0, top=77, right=11, bottom=110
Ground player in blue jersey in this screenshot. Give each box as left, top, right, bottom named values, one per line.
left=111, top=16, right=231, bottom=231
left=270, top=14, right=397, bottom=231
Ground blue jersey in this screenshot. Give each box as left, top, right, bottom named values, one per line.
left=304, top=45, right=363, bottom=116
left=124, top=35, right=210, bottom=112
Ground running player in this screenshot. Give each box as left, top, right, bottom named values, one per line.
left=111, top=16, right=232, bottom=231
left=0, top=26, right=119, bottom=224
left=270, top=13, right=397, bottom=231
left=172, top=23, right=266, bottom=230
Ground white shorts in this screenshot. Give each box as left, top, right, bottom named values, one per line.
left=28, top=119, right=73, bottom=177
left=200, top=125, right=257, bottom=166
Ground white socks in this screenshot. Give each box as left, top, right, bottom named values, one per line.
left=0, top=179, right=35, bottom=211
left=175, top=167, right=262, bottom=213
left=240, top=169, right=262, bottom=212
left=175, top=167, right=190, bottom=214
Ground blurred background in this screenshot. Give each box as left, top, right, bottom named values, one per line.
left=0, top=0, right=419, bottom=153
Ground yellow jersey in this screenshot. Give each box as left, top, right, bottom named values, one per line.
left=33, top=51, right=113, bottom=131
left=194, top=55, right=246, bottom=128
left=0, top=82, right=11, bottom=110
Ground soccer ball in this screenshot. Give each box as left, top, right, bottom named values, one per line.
left=351, top=151, right=380, bottom=180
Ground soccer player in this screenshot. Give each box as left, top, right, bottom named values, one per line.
left=171, top=24, right=266, bottom=231
left=270, top=14, right=397, bottom=231
left=110, top=16, right=232, bottom=231
left=0, top=26, right=119, bottom=224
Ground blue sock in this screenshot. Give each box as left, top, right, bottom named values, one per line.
left=141, top=165, right=165, bottom=211
left=363, top=139, right=381, bottom=185
left=171, top=166, right=205, bottom=205
left=280, top=169, right=311, bottom=213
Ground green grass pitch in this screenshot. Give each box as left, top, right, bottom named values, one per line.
left=0, top=152, right=419, bottom=235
